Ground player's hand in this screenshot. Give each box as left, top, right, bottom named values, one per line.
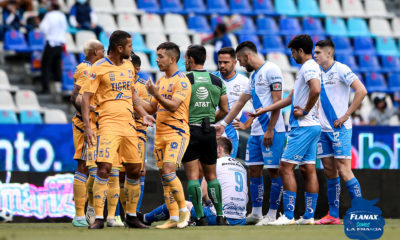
left=293, top=106, right=305, bottom=118
left=89, top=105, right=96, bottom=112
left=84, top=128, right=96, bottom=147
left=145, top=79, right=159, bottom=96
left=263, top=129, right=274, bottom=147
left=232, top=118, right=246, bottom=130
left=142, top=115, right=156, bottom=127
left=249, top=107, right=267, bottom=118
left=334, top=114, right=350, bottom=128
left=215, top=125, right=225, bottom=137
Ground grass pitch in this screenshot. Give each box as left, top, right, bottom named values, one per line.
left=0, top=219, right=399, bottom=240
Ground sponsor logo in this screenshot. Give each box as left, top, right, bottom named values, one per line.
left=196, top=87, right=209, bottom=100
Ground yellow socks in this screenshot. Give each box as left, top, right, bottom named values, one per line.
left=73, top=172, right=88, bottom=217
left=106, top=168, right=120, bottom=220
left=162, top=173, right=186, bottom=209
left=93, top=175, right=108, bottom=219
left=162, top=180, right=179, bottom=219
left=86, top=167, right=97, bottom=207
left=120, top=182, right=126, bottom=213
left=124, top=177, right=141, bottom=215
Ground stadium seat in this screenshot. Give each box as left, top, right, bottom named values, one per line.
left=4, top=30, right=29, bottom=52
left=381, top=55, right=400, bottom=72
left=150, top=51, right=159, bottom=69
left=325, top=17, right=348, bottom=36
left=114, top=0, right=141, bottom=14
left=289, top=54, right=301, bottom=69
left=252, top=0, right=276, bottom=15
left=365, top=0, right=393, bottom=18
left=279, top=17, right=302, bottom=36
left=364, top=72, right=388, bottom=92
left=342, top=0, right=365, bottom=17
left=0, top=91, right=17, bottom=111
left=62, top=52, right=78, bottom=70
left=297, top=0, right=324, bottom=17
left=0, top=70, right=18, bottom=92
left=164, top=14, right=188, bottom=33
left=141, top=13, right=165, bottom=33
left=91, top=0, right=114, bottom=13
left=96, top=13, right=117, bottom=33
left=391, top=17, right=400, bottom=38
left=204, top=45, right=218, bottom=71
left=65, top=33, right=78, bottom=53
left=137, top=0, right=160, bottom=13
left=319, top=0, right=343, bottom=17
left=310, top=35, right=326, bottom=44
left=183, top=0, right=207, bottom=14
left=20, top=110, right=43, bottom=124
left=370, top=18, right=393, bottom=37
left=388, top=73, right=400, bottom=92
left=230, top=0, right=252, bottom=15
left=207, top=0, right=229, bottom=14
left=146, top=33, right=167, bottom=51
left=335, top=54, right=359, bottom=71
left=275, top=0, right=299, bottom=16
left=0, top=110, right=18, bottom=124
left=235, top=17, right=256, bottom=35
left=376, top=37, right=399, bottom=56
left=132, top=33, right=151, bottom=53
left=262, top=35, right=285, bottom=54
left=28, top=31, right=45, bottom=51
left=284, top=35, right=296, bottom=54
left=62, top=69, right=75, bottom=91
left=44, top=109, right=68, bottom=124
left=136, top=52, right=154, bottom=72
left=358, top=55, right=381, bottom=72
left=256, top=16, right=279, bottom=35
left=169, top=33, right=192, bottom=50
left=210, top=15, right=224, bottom=31
left=15, top=90, right=41, bottom=111
left=302, top=17, right=324, bottom=35
left=267, top=52, right=298, bottom=73
left=160, top=0, right=184, bottom=14
left=118, top=14, right=142, bottom=33
left=75, top=31, right=97, bottom=53
left=99, top=31, right=110, bottom=52
left=347, top=18, right=370, bottom=37
left=238, top=34, right=263, bottom=53
left=354, top=37, right=376, bottom=56
left=187, top=15, right=211, bottom=33
left=282, top=71, right=295, bottom=91
left=177, top=55, right=186, bottom=71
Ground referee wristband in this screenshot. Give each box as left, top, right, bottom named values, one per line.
left=220, top=120, right=228, bottom=127
left=302, top=110, right=309, bottom=115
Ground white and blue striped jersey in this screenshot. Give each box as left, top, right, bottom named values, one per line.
left=319, top=61, right=357, bottom=132
left=214, top=71, right=249, bottom=142
left=244, top=62, right=286, bottom=136
left=289, top=59, right=321, bottom=128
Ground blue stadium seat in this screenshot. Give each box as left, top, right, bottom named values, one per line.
left=207, top=0, right=229, bottom=14
left=289, top=54, right=301, bottom=68
left=347, top=18, right=370, bottom=37
left=99, top=31, right=110, bottom=53
left=210, top=15, right=224, bottom=31
left=160, top=0, right=184, bottom=14
left=150, top=51, right=159, bottom=69
left=256, top=17, right=279, bottom=35
left=275, top=0, right=299, bottom=16
left=4, top=30, right=29, bottom=52
left=310, top=35, right=326, bottom=44
left=137, top=72, right=154, bottom=83
left=132, top=33, right=151, bottom=53
left=252, top=0, right=276, bottom=15
left=262, top=35, right=285, bottom=54
left=297, top=0, right=325, bottom=17
left=325, top=17, right=348, bottom=36
left=0, top=110, right=18, bottom=124
left=79, top=52, right=85, bottom=63
left=331, top=36, right=352, bottom=55
left=137, top=0, right=160, bottom=13
left=28, top=31, right=45, bottom=51
left=235, top=17, right=256, bottom=35
left=279, top=17, right=302, bottom=36
left=381, top=56, right=400, bottom=72
left=365, top=72, right=388, bottom=92
left=354, top=37, right=376, bottom=55
left=230, top=0, right=252, bottom=15
left=388, top=73, right=400, bottom=92
left=358, top=55, right=381, bottom=72
left=62, top=69, right=75, bottom=91
left=376, top=37, right=399, bottom=56
left=188, top=15, right=211, bottom=33
left=62, top=53, right=78, bottom=70
left=284, top=35, right=296, bottom=54
left=335, top=54, right=359, bottom=71
left=302, top=17, right=325, bottom=35
left=183, top=0, right=207, bottom=14
left=20, top=110, right=43, bottom=124
left=238, top=34, right=262, bottom=53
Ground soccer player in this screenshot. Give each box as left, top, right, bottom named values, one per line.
left=313, top=39, right=367, bottom=224
left=82, top=30, right=155, bottom=229
left=251, top=34, right=322, bottom=225
left=70, top=39, right=104, bottom=227
left=139, top=137, right=248, bottom=226
left=216, top=41, right=286, bottom=225
left=213, top=47, right=250, bottom=158
left=182, top=45, right=229, bottom=226
left=143, top=42, right=192, bottom=229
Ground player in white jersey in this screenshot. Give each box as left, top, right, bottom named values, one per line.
left=313, top=39, right=367, bottom=225
left=252, top=35, right=322, bottom=225
left=216, top=41, right=286, bottom=225
left=213, top=47, right=250, bottom=158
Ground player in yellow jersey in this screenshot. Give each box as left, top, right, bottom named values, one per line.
left=143, top=42, right=192, bottom=229
left=70, top=39, right=104, bottom=227
left=81, top=30, right=155, bottom=229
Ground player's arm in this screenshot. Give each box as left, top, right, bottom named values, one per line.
left=293, top=78, right=321, bottom=118
left=215, top=94, right=228, bottom=123
left=131, top=86, right=155, bottom=126
left=263, top=88, right=283, bottom=146
left=334, top=78, right=367, bottom=128
left=232, top=116, right=254, bottom=130
left=250, top=90, right=293, bottom=117
left=146, top=78, right=187, bottom=113
left=82, top=91, right=95, bottom=146
left=70, top=83, right=82, bottom=113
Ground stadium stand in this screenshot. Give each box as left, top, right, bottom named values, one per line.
left=297, top=0, right=324, bottom=18
left=44, top=109, right=68, bottom=124
left=19, top=110, right=43, bottom=124
left=370, top=18, right=393, bottom=37
left=275, top=0, right=298, bottom=16
left=229, top=0, right=252, bottom=15
left=376, top=37, right=399, bottom=56
left=0, top=91, right=17, bottom=111
left=117, top=14, right=142, bottom=33
left=114, top=0, right=142, bottom=14
left=302, top=17, right=325, bottom=36
left=252, top=0, right=276, bottom=16
left=0, top=110, right=18, bottom=124
left=325, top=17, right=348, bottom=36
left=256, top=16, right=279, bottom=35
left=319, top=0, right=344, bottom=17
left=365, top=72, right=388, bottom=92
left=342, top=0, right=365, bottom=17
left=15, top=90, right=41, bottom=111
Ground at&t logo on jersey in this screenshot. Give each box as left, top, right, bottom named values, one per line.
left=195, top=87, right=210, bottom=107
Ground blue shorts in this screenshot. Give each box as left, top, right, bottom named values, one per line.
left=317, top=129, right=352, bottom=159
left=230, top=138, right=239, bottom=158
left=281, top=126, right=321, bottom=165
left=191, top=206, right=246, bottom=226
left=245, top=132, right=286, bottom=168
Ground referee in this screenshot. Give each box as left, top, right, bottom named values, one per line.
left=182, top=45, right=229, bottom=226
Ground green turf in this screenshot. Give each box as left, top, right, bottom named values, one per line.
left=0, top=219, right=399, bottom=240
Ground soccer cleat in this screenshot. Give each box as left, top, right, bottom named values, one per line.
left=216, top=216, right=228, bottom=225
left=107, top=217, right=125, bottom=227
left=267, top=214, right=295, bottom=226
left=315, top=214, right=340, bottom=225
left=86, top=206, right=96, bottom=225
left=72, top=218, right=89, bottom=227
left=255, top=216, right=275, bottom=226
left=177, top=211, right=191, bottom=229
left=88, top=219, right=104, bottom=229
left=125, top=215, right=149, bottom=229
left=295, top=216, right=315, bottom=225
left=193, top=216, right=208, bottom=226
left=137, top=212, right=151, bottom=226
left=246, top=213, right=263, bottom=225
left=156, top=219, right=178, bottom=229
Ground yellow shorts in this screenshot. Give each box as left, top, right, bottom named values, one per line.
left=120, top=136, right=147, bottom=172
left=154, top=133, right=189, bottom=169
left=72, top=125, right=86, bottom=160
left=85, top=141, right=97, bottom=168
left=96, top=134, right=140, bottom=168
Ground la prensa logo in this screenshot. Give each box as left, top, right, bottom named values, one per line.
left=344, top=198, right=385, bottom=240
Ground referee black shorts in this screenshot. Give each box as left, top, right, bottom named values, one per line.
left=182, top=125, right=217, bottom=165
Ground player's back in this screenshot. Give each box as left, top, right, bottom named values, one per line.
left=134, top=75, right=151, bottom=133
left=72, top=60, right=93, bottom=129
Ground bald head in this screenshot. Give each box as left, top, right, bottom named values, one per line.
left=83, top=39, right=104, bottom=57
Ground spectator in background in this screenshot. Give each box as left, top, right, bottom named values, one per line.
left=369, top=95, right=400, bottom=125
left=1, top=0, right=23, bottom=37
left=39, top=0, right=67, bottom=94
left=351, top=105, right=367, bottom=126
left=213, top=23, right=232, bottom=65
left=69, top=0, right=103, bottom=37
